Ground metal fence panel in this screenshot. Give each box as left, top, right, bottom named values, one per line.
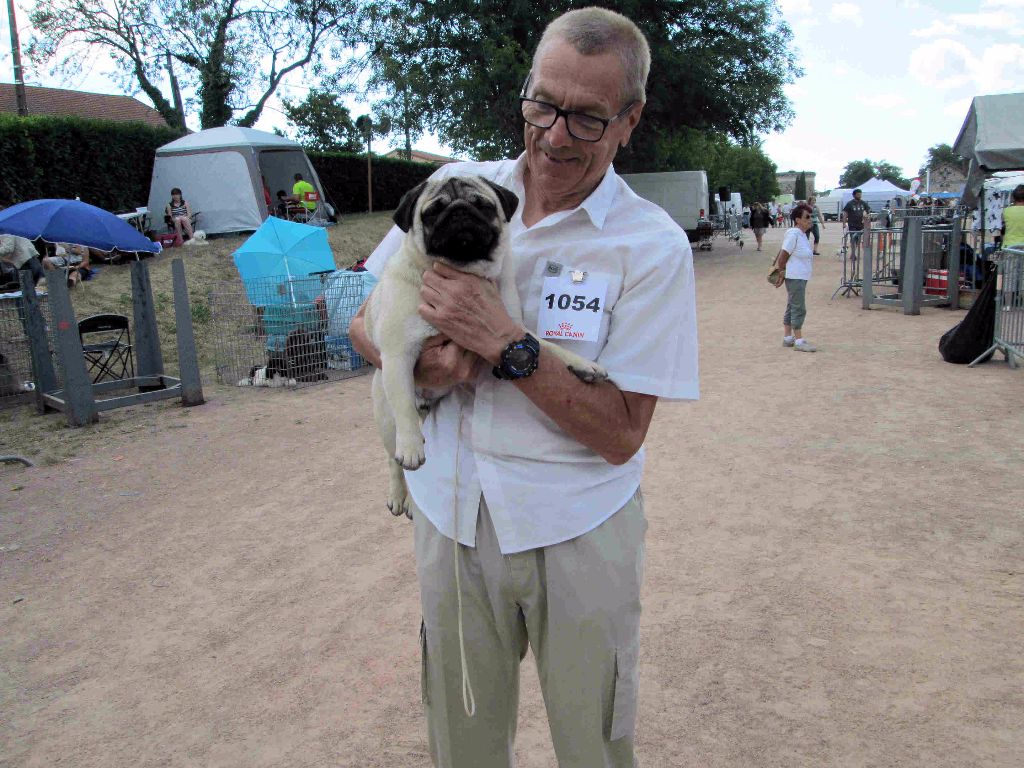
left=209, top=271, right=374, bottom=389
left=971, top=246, right=1024, bottom=367
left=0, top=290, right=59, bottom=408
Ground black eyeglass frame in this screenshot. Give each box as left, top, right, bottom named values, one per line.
left=518, top=73, right=636, bottom=143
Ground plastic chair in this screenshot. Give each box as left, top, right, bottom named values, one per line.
left=79, top=314, right=134, bottom=383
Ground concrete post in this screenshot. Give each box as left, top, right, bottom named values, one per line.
left=46, top=268, right=97, bottom=426
left=902, top=218, right=923, bottom=315
left=171, top=258, right=204, bottom=406
left=17, top=271, right=58, bottom=413
left=131, top=260, right=165, bottom=390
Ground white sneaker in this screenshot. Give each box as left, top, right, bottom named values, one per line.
left=793, top=340, right=817, bottom=352
left=782, top=337, right=795, bottom=347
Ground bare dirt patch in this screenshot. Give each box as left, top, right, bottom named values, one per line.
left=2, top=223, right=1022, bottom=767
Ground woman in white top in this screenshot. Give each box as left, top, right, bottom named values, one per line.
left=775, top=202, right=817, bottom=352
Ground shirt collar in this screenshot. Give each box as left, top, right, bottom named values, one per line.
left=512, top=153, right=618, bottom=230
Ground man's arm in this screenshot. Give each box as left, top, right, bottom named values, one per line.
left=349, top=300, right=484, bottom=389
left=419, top=263, right=657, bottom=466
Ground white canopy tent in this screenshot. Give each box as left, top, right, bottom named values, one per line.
left=952, top=92, right=1024, bottom=207
left=839, top=177, right=910, bottom=210
left=147, top=127, right=330, bottom=235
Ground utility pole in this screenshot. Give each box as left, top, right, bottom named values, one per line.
left=356, top=115, right=373, bottom=213
left=165, top=52, right=185, bottom=130
left=6, top=0, right=29, bottom=116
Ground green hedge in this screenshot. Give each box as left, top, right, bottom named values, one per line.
left=308, top=151, right=436, bottom=214
left=0, top=114, right=182, bottom=211
left=0, top=115, right=437, bottom=216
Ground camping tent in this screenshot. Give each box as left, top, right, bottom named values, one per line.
left=952, top=92, right=1024, bottom=207
left=147, top=127, right=330, bottom=235
left=838, top=177, right=910, bottom=210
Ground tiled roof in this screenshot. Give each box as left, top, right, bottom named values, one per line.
left=0, top=84, right=172, bottom=128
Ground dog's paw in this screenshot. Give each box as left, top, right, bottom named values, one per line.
left=567, top=360, right=608, bottom=384
left=386, top=491, right=411, bottom=518
left=394, top=434, right=426, bottom=470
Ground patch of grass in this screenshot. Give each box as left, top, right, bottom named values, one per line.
left=1, top=212, right=395, bottom=464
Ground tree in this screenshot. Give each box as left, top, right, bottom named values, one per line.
left=839, top=159, right=909, bottom=189
left=27, top=0, right=362, bottom=129
left=707, top=138, right=779, bottom=203
left=920, top=143, right=967, bottom=176
left=793, top=171, right=807, bottom=200
left=281, top=89, right=364, bottom=152
left=365, top=0, right=801, bottom=170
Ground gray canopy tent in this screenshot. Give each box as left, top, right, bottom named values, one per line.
left=953, top=92, right=1024, bottom=208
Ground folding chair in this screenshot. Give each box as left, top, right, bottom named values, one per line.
left=79, top=314, right=134, bottom=383
left=291, top=191, right=323, bottom=224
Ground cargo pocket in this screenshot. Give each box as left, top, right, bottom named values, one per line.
left=420, top=620, right=429, bottom=707
left=609, top=643, right=640, bottom=742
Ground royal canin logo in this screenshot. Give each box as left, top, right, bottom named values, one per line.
left=558, top=321, right=573, bottom=331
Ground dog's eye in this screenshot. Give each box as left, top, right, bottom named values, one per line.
left=421, top=201, right=445, bottom=222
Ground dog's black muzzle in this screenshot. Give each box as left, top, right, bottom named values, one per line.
left=427, top=201, right=498, bottom=264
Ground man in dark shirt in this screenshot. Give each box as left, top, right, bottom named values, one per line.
left=841, top=188, right=871, bottom=263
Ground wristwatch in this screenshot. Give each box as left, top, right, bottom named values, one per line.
left=493, top=333, right=540, bottom=380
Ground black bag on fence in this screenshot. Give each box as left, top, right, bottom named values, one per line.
left=938, top=262, right=998, bottom=364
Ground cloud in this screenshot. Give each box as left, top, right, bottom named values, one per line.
left=950, top=10, right=1024, bottom=34
left=911, top=20, right=959, bottom=37
left=943, top=97, right=973, bottom=119
left=856, top=93, right=908, bottom=109
left=981, top=0, right=1024, bottom=10
left=829, top=3, right=863, bottom=25
left=909, top=39, right=1024, bottom=91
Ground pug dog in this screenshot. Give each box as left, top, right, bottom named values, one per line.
left=364, top=175, right=607, bottom=517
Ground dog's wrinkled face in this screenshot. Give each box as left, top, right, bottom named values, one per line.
left=394, top=176, right=519, bottom=265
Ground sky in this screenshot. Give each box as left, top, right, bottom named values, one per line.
left=3, top=0, right=1024, bottom=193
left=766, top=0, right=1024, bottom=189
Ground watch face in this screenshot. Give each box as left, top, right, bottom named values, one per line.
left=506, top=345, right=534, bottom=372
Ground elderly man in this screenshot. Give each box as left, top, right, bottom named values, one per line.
left=350, top=7, right=698, bottom=766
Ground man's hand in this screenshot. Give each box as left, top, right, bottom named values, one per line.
left=419, top=262, right=522, bottom=364
left=414, top=335, right=484, bottom=388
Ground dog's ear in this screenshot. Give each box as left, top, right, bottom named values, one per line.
left=483, top=180, right=519, bottom=222
left=394, top=181, right=428, bottom=232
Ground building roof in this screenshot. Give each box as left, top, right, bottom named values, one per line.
left=384, top=148, right=459, bottom=164
left=0, top=84, right=171, bottom=128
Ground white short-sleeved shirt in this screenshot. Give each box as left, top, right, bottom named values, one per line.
left=365, top=155, right=699, bottom=554
left=781, top=226, right=814, bottom=280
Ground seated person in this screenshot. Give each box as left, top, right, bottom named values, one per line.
left=0, top=234, right=45, bottom=287
left=164, top=187, right=194, bottom=242
left=276, top=190, right=291, bottom=218
left=285, top=173, right=318, bottom=213
left=45, top=243, right=93, bottom=287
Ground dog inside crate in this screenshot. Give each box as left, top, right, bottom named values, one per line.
left=238, top=299, right=329, bottom=386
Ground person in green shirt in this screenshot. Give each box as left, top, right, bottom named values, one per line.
left=1001, top=184, right=1024, bottom=249
left=289, top=173, right=317, bottom=212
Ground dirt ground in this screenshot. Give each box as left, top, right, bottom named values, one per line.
left=2, top=222, right=1022, bottom=768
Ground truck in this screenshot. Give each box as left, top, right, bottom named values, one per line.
left=619, top=170, right=709, bottom=239
left=815, top=189, right=846, bottom=221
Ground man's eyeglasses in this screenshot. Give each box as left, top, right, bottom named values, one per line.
left=519, top=74, right=634, bottom=142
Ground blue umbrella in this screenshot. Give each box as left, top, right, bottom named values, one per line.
left=0, top=199, right=160, bottom=253
left=233, top=217, right=335, bottom=305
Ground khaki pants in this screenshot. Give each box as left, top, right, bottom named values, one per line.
left=414, top=490, right=647, bottom=768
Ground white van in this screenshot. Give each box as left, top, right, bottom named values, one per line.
left=620, top=170, right=709, bottom=239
